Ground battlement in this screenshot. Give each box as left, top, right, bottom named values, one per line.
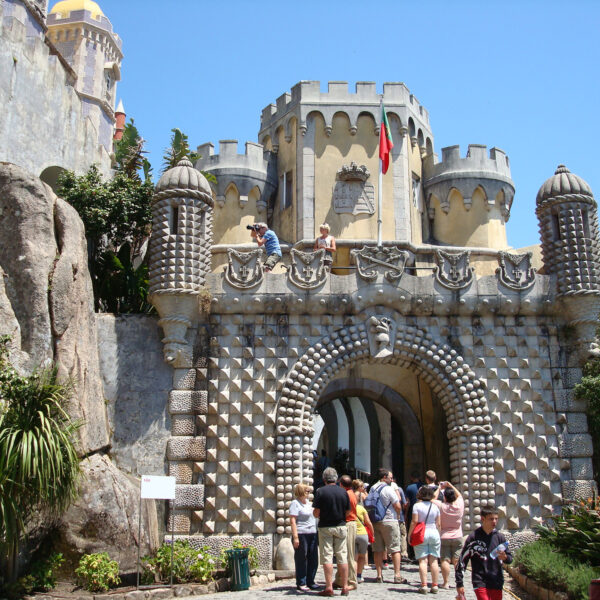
left=424, top=144, right=512, bottom=182
left=196, top=140, right=269, bottom=173
left=47, top=8, right=122, bottom=53
left=259, top=80, right=430, bottom=134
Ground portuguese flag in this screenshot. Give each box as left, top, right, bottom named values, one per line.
left=379, top=103, right=394, bottom=174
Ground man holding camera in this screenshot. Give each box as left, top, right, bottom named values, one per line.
left=249, top=222, right=281, bottom=272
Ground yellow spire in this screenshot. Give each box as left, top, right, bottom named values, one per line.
left=49, top=0, right=104, bottom=19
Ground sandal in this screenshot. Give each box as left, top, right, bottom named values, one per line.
left=394, top=577, right=409, bottom=584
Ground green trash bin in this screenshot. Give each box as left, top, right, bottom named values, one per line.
left=226, top=548, right=250, bottom=591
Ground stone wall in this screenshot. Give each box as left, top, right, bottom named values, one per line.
left=97, top=314, right=172, bottom=478
left=0, top=0, right=112, bottom=178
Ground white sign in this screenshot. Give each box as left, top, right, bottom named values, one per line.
left=141, top=475, right=176, bottom=500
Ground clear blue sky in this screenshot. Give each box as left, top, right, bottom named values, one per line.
left=93, top=0, right=600, bottom=249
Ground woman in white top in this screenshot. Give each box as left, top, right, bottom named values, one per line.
left=314, top=223, right=336, bottom=266
left=289, top=483, right=319, bottom=592
left=407, top=485, right=441, bottom=594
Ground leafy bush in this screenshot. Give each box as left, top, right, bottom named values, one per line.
left=515, top=540, right=600, bottom=600
left=575, top=357, right=600, bottom=480
left=57, top=166, right=154, bottom=313
left=1, top=553, right=65, bottom=599
left=75, top=552, right=121, bottom=592
left=26, top=552, right=65, bottom=591
left=536, top=498, right=600, bottom=564
left=0, top=335, right=80, bottom=581
left=141, top=540, right=216, bottom=584
left=219, top=540, right=259, bottom=576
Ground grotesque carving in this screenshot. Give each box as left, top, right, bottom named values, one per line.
left=367, top=315, right=394, bottom=358
left=435, top=250, right=474, bottom=290
left=496, top=251, right=536, bottom=290
left=351, top=246, right=410, bottom=282
left=288, top=249, right=327, bottom=289
left=333, top=162, right=375, bottom=215
left=224, top=248, right=264, bottom=289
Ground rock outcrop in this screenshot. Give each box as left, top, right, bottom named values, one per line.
left=56, top=454, right=159, bottom=573
left=0, top=162, right=159, bottom=570
left=0, top=162, right=108, bottom=454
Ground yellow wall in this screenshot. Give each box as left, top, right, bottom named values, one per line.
left=313, top=113, right=395, bottom=251
left=212, top=184, right=262, bottom=247
left=432, top=187, right=508, bottom=249
left=270, top=120, right=297, bottom=243
left=408, top=140, right=425, bottom=244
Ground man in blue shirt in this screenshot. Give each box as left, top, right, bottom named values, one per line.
left=251, top=222, right=282, bottom=272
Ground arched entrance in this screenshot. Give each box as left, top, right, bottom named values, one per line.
left=314, top=376, right=450, bottom=487
left=275, top=313, right=493, bottom=535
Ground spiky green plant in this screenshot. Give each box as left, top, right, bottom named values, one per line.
left=0, top=336, right=81, bottom=581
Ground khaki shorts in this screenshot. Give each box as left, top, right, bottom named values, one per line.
left=318, top=525, right=348, bottom=565
left=373, top=520, right=401, bottom=554
left=441, top=537, right=463, bottom=561
left=264, top=253, right=281, bottom=270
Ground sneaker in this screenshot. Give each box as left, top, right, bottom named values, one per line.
left=297, top=585, right=310, bottom=592
left=431, top=586, right=439, bottom=594
left=357, top=575, right=362, bottom=583
left=419, top=586, right=429, bottom=594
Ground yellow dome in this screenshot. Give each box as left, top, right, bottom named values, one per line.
left=50, top=0, right=104, bottom=19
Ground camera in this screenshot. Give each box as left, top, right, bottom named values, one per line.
left=246, top=224, right=260, bottom=232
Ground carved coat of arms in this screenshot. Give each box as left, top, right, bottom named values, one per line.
left=434, top=250, right=474, bottom=290
left=288, top=248, right=327, bottom=289
left=333, top=162, right=375, bottom=216
left=224, top=248, right=264, bottom=289
left=496, top=251, right=536, bottom=290
left=351, top=246, right=410, bottom=282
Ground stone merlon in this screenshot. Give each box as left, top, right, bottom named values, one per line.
left=258, top=80, right=431, bottom=141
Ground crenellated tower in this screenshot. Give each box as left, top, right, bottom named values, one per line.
left=47, top=0, right=122, bottom=156
left=195, top=140, right=277, bottom=267
left=536, top=165, right=600, bottom=362
left=148, top=158, right=214, bottom=366
left=201, top=81, right=436, bottom=260
left=423, top=144, right=515, bottom=249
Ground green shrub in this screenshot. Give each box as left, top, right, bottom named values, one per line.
left=141, top=540, right=216, bottom=584
left=536, top=498, right=600, bottom=565
left=27, top=552, right=65, bottom=592
left=0, top=552, right=64, bottom=599
left=219, top=540, right=259, bottom=577
left=75, top=552, right=120, bottom=592
left=515, top=540, right=600, bottom=600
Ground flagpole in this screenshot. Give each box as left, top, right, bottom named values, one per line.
left=377, top=96, right=383, bottom=247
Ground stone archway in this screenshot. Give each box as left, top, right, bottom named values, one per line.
left=317, top=378, right=425, bottom=479
left=274, top=313, right=493, bottom=534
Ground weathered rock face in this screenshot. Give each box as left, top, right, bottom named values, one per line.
left=0, top=163, right=160, bottom=569
left=0, top=162, right=109, bottom=454
left=56, top=454, right=159, bottom=573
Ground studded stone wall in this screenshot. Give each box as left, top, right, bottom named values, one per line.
left=180, top=309, right=591, bottom=543
left=538, top=200, right=600, bottom=296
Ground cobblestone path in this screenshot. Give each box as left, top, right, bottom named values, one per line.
left=188, top=561, right=490, bottom=600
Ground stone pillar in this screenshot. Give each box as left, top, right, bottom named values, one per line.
left=298, top=116, right=316, bottom=240
left=392, top=125, right=410, bottom=241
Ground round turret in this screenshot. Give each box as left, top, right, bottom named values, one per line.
left=148, top=158, right=214, bottom=297
left=536, top=165, right=600, bottom=296
left=423, top=144, right=515, bottom=249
